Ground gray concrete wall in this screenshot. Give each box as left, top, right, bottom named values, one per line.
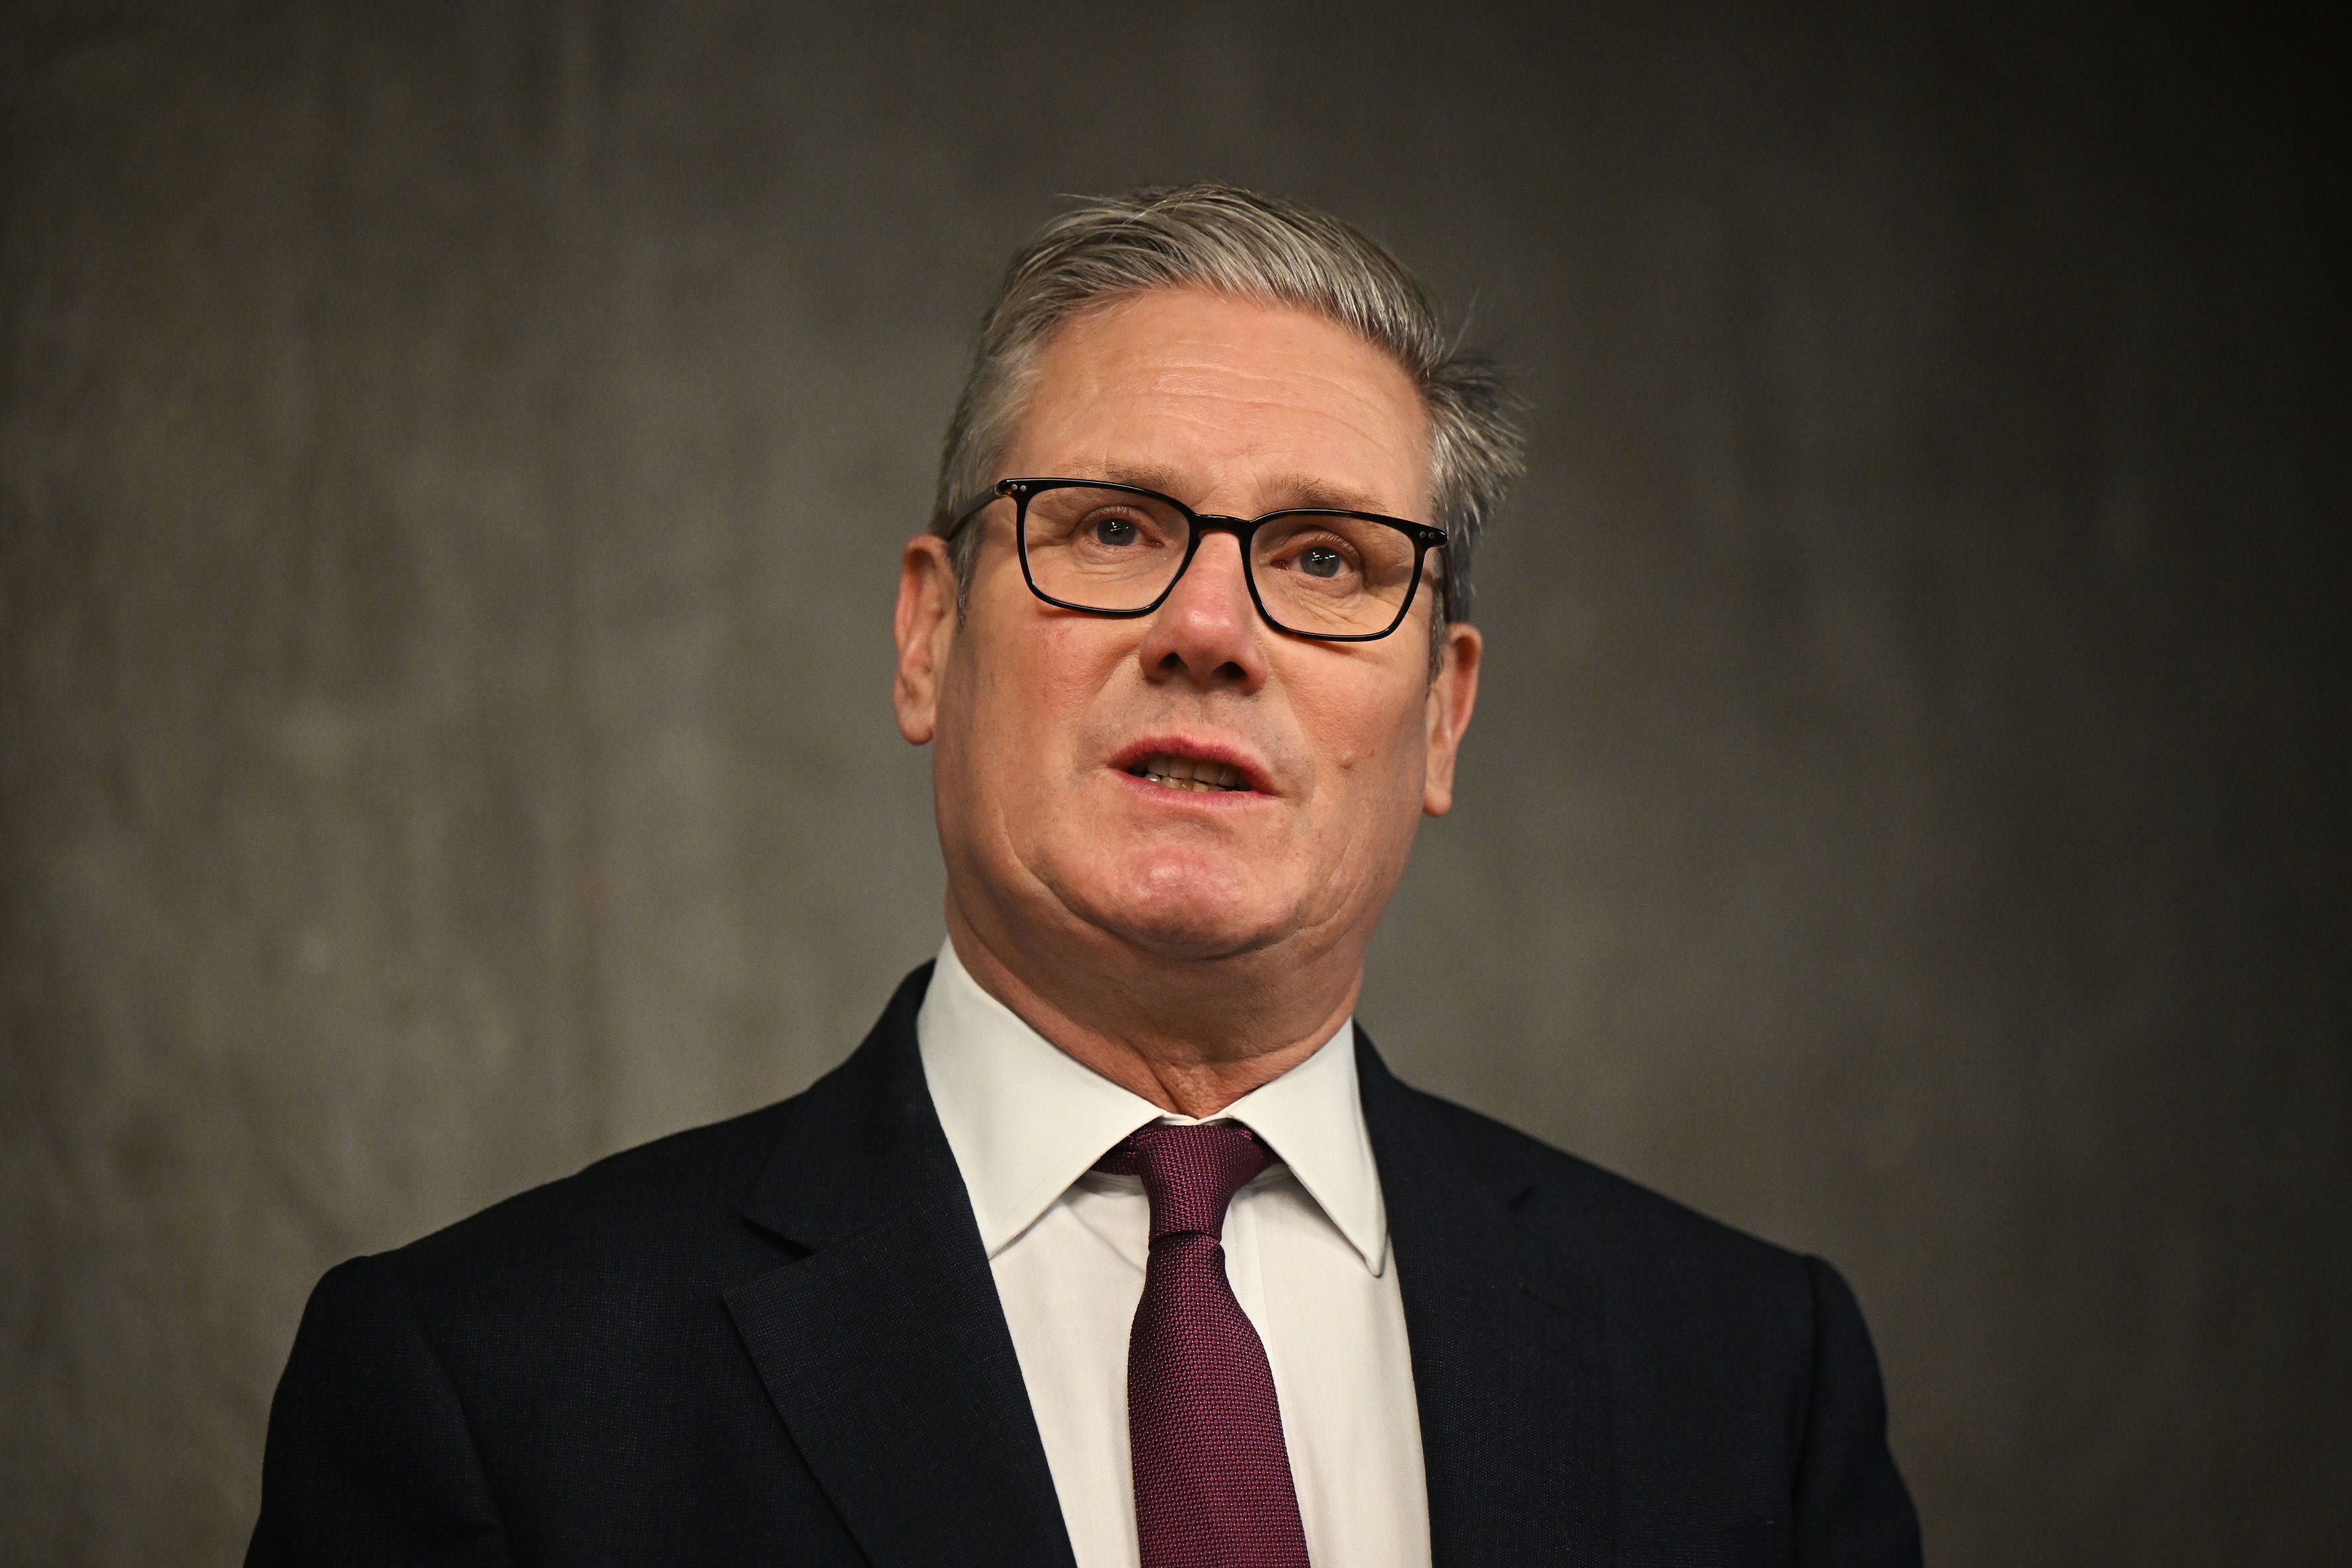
left=3, top=2, right=2343, bottom=1561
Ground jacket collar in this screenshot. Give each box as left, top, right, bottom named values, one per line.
left=726, top=963, right=1078, bottom=1568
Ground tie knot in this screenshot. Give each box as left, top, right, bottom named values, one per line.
left=1096, top=1121, right=1274, bottom=1241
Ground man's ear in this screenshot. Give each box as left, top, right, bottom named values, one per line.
left=893, top=534, right=960, bottom=745
left=1421, top=620, right=1482, bottom=817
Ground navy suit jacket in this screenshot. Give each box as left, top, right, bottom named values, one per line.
left=249, top=964, right=1921, bottom=1565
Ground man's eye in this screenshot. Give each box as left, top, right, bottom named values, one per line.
left=1300, top=544, right=1346, bottom=579
left=1092, top=516, right=1140, bottom=547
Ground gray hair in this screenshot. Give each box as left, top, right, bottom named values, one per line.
left=930, top=183, right=1523, bottom=635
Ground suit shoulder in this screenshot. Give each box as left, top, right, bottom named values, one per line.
left=372, top=1094, right=801, bottom=1309
left=1395, top=1079, right=1808, bottom=1284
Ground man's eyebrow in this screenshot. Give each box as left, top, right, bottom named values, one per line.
left=1090, top=460, right=1196, bottom=499
left=1257, top=473, right=1397, bottom=515
left=1084, top=463, right=1402, bottom=518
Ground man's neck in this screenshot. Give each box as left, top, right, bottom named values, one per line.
left=944, top=905, right=1359, bottom=1118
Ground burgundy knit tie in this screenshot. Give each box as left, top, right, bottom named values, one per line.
left=1096, top=1122, right=1312, bottom=1568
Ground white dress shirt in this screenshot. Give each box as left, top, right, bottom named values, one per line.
left=917, top=938, right=1432, bottom=1568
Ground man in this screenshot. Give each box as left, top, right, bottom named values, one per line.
left=249, top=185, right=1921, bottom=1567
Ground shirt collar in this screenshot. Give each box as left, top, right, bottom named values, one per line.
left=916, top=937, right=1389, bottom=1275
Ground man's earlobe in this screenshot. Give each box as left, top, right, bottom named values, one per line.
left=893, top=536, right=959, bottom=745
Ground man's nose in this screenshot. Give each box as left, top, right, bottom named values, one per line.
left=1135, top=530, right=1268, bottom=693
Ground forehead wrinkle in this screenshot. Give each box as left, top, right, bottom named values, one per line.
left=1139, top=353, right=1420, bottom=442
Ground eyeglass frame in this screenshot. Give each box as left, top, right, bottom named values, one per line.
left=941, top=477, right=1451, bottom=643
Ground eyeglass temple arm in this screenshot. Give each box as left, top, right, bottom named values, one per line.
left=938, top=481, right=1015, bottom=540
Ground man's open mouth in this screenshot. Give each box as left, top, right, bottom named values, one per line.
left=1127, top=753, right=1247, bottom=793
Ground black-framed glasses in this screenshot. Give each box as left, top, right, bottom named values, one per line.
left=944, top=478, right=1448, bottom=642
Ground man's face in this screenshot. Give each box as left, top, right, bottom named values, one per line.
left=896, top=287, right=1481, bottom=974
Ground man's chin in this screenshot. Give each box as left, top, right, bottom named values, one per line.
left=1051, top=882, right=1294, bottom=967
left=1104, top=917, right=1286, bottom=965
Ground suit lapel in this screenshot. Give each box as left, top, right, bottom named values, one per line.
left=1358, top=1032, right=1617, bottom=1566
left=724, top=966, right=1077, bottom=1568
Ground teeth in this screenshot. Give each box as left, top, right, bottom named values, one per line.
left=1133, top=753, right=1245, bottom=792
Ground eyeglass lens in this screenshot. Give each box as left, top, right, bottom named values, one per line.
left=1020, top=485, right=1422, bottom=636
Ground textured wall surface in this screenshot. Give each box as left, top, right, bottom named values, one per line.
left=3, top=2, right=2345, bottom=1562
